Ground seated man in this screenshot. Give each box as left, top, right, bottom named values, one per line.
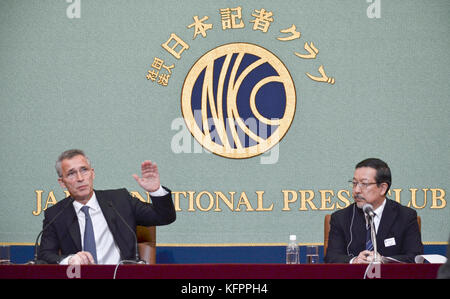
left=38, top=149, right=176, bottom=264
left=325, top=158, right=423, bottom=263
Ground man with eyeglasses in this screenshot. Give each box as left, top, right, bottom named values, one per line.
left=37, top=149, right=176, bottom=264
left=324, top=158, right=423, bottom=263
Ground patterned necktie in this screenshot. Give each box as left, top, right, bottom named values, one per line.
left=80, top=206, right=97, bottom=263
left=366, top=224, right=374, bottom=251
left=365, top=213, right=375, bottom=251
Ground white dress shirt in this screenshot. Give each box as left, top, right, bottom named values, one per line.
left=59, top=185, right=167, bottom=264
left=365, top=198, right=386, bottom=233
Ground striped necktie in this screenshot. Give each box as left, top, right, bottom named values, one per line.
left=366, top=224, right=374, bottom=251
left=365, top=213, right=376, bottom=251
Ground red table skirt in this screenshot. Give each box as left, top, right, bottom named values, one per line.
left=0, top=263, right=442, bottom=279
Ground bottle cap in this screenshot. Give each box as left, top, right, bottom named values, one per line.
left=289, top=235, right=296, bottom=241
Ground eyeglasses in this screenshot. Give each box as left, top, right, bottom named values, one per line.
left=348, top=180, right=378, bottom=189
left=64, top=167, right=92, bottom=181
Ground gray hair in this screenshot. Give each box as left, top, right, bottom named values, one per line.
left=55, top=149, right=91, bottom=177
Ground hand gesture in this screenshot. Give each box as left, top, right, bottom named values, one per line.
left=69, top=251, right=95, bottom=265
left=132, top=160, right=161, bottom=193
left=353, top=250, right=382, bottom=264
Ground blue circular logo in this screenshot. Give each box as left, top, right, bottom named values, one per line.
left=181, top=43, right=296, bottom=158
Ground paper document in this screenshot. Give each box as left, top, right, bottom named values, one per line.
left=414, top=254, right=447, bottom=264
left=381, top=256, right=405, bottom=264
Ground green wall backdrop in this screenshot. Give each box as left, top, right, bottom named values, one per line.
left=1, top=0, right=449, bottom=246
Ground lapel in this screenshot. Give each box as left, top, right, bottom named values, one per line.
left=94, top=190, right=126, bottom=258
left=63, top=198, right=82, bottom=252
left=95, top=190, right=118, bottom=235
left=376, top=198, right=397, bottom=245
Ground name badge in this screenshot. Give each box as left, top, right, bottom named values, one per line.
left=384, top=237, right=396, bottom=247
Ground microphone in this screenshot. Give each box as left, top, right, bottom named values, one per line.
left=362, top=203, right=375, bottom=218
left=108, top=201, right=146, bottom=264
left=29, top=197, right=75, bottom=264
left=362, top=203, right=381, bottom=263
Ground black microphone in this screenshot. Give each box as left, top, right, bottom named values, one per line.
left=108, top=201, right=146, bottom=264
left=362, top=203, right=375, bottom=218
left=29, top=197, right=75, bottom=264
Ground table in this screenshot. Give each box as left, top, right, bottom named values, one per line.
left=0, top=263, right=441, bottom=279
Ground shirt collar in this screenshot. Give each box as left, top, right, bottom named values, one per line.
left=373, top=198, right=387, bottom=219
left=364, top=198, right=386, bottom=228
left=72, top=192, right=100, bottom=214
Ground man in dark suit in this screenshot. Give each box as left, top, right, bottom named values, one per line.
left=325, top=158, right=423, bottom=263
left=37, top=149, right=176, bottom=264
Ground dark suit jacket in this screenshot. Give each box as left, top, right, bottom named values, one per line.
left=37, top=187, right=176, bottom=264
left=324, top=199, right=423, bottom=263
left=437, top=234, right=450, bottom=279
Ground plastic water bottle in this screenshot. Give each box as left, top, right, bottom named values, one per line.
left=286, top=235, right=299, bottom=264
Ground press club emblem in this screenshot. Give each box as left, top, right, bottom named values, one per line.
left=181, top=43, right=296, bottom=159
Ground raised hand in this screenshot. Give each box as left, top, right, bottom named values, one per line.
left=132, top=160, right=161, bottom=193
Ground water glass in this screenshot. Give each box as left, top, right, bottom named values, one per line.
left=306, top=245, right=319, bottom=264
left=0, top=245, right=11, bottom=264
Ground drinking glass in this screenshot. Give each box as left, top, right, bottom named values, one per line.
left=0, top=245, right=11, bottom=264
left=306, top=245, right=319, bottom=264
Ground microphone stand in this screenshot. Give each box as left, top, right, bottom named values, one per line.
left=108, top=201, right=146, bottom=265
left=28, top=198, right=75, bottom=264
left=368, top=214, right=381, bottom=263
